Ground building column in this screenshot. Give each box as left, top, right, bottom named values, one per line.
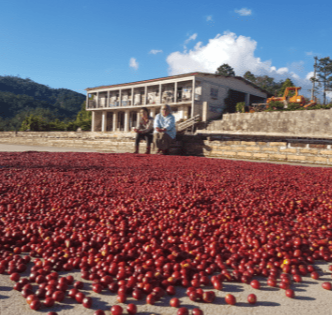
left=174, top=82, right=178, bottom=103
left=136, top=111, right=141, bottom=128
left=86, top=93, right=89, bottom=109
left=107, top=91, right=110, bottom=108
left=159, top=84, right=162, bottom=104
left=191, top=77, right=196, bottom=118
left=183, top=106, right=188, bottom=120
left=97, top=92, right=100, bottom=108
left=112, top=112, right=118, bottom=131
left=144, top=86, right=147, bottom=105
left=245, top=93, right=250, bottom=108
left=131, top=88, right=134, bottom=106
left=91, top=111, right=96, bottom=132
left=150, top=107, right=156, bottom=118
left=202, top=102, right=208, bottom=122
left=124, top=110, right=129, bottom=132
left=101, top=111, right=107, bottom=132
left=119, top=89, right=122, bottom=107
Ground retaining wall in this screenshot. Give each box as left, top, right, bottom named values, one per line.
left=0, top=131, right=332, bottom=165
left=184, top=135, right=332, bottom=165
left=0, top=131, right=183, bottom=155
left=0, top=131, right=137, bottom=153
left=203, top=109, right=332, bottom=139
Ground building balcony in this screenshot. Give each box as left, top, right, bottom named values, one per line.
left=87, top=94, right=200, bottom=110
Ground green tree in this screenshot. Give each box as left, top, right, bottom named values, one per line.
left=48, top=119, right=67, bottom=131
left=311, top=57, right=332, bottom=105
left=215, top=64, right=235, bottom=76
left=0, top=75, right=85, bottom=121
left=243, top=71, right=257, bottom=83
left=277, top=78, right=295, bottom=97
left=19, top=114, right=48, bottom=131
left=254, top=75, right=283, bottom=95
left=74, top=101, right=91, bottom=131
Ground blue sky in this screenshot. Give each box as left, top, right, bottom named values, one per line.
left=1, top=0, right=331, bottom=101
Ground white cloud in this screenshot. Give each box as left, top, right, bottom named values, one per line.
left=149, top=49, right=163, bottom=55
left=166, top=31, right=315, bottom=99
left=276, top=67, right=289, bottom=75
left=129, top=57, right=138, bottom=70
left=184, top=33, right=197, bottom=45
left=306, top=71, right=315, bottom=80
left=234, top=8, right=252, bottom=16
left=306, top=71, right=314, bottom=80
left=305, top=51, right=321, bottom=57
left=183, top=33, right=198, bottom=51
left=206, top=15, right=213, bottom=21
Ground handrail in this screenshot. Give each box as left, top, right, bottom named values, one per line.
left=177, top=115, right=201, bottom=132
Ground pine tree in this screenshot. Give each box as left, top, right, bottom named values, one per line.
left=215, top=64, right=235, bottom=76
left=278, top=78, right=295, bottom=97
left=243, top=71, right=256, bottom=83
left=311, top=57, right=332, bottom=105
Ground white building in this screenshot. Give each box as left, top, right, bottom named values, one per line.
left=85, top=72, right=269, bottom=132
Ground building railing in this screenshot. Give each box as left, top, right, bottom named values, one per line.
left=87, top=94, right=199, bottom=110
left=177, top=115, right=201, bottom=133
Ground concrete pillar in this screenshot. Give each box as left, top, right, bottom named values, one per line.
left=97, top=92, right=99, bottom=108
left=191, top=77, right=195, bottom=118
left=86, top=93, right=89, bottom=109
left=124, top=110, right=129, bottom=132
left=182, top=106, right=188, bottom=120
left=136, top=111, right=141, bottom=128
left=159, top=84, right=162, bottom=104
left=119, top=89, right=122, bottom=107
left=107, top=91, right=110, bottom=107
left=91, top=111, right=95, bottom=132
left=112, top=112, right=118, bottom=131
left=131, top=88, right=134, bottom=106
left=245, top=93, right=250, bottom=108
left=150, top=107, right=156, bottom=118
left=144, top=86, right=147, bottom=105
left=174, top=82, right=178, bottom=103
left=202, top=102, right=208, bottom=122
left=101, top=111, right=107, bottom=132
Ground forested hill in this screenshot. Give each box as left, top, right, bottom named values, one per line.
left=0, top=75, right=85, bottom=120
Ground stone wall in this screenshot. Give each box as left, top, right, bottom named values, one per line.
left=202, top=109, right=332, bottom=139
left=0, top=131, right=137, bottom=153
left=0, top=131, right=183, bottom=155
left=0, top=131, right=332, bottom=165
left=183, top=135, right=332, bottom=165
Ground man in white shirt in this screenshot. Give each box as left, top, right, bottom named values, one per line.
left=153, top=105, right=176, bottom=155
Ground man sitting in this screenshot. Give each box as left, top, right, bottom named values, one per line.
left=153, top=104, right=176, bottom=155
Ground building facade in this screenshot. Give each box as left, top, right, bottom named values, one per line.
left=85, top=72, right=269, bottom=132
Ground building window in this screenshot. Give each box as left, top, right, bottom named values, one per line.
left=210, top=88, right=218, bottom=99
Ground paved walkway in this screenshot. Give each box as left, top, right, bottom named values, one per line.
left=0, top=143, right=330, bottom=168
left=0, top=143, right=98, bottom=152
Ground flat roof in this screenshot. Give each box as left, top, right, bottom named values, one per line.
left=86, top=72, right=271, bottom=96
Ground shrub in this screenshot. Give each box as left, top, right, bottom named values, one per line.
left=265, top=101, right=284, bottom=111
left=235, top=102, right=245, bottom=113
left=286, top=102, right=305, bottom=111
